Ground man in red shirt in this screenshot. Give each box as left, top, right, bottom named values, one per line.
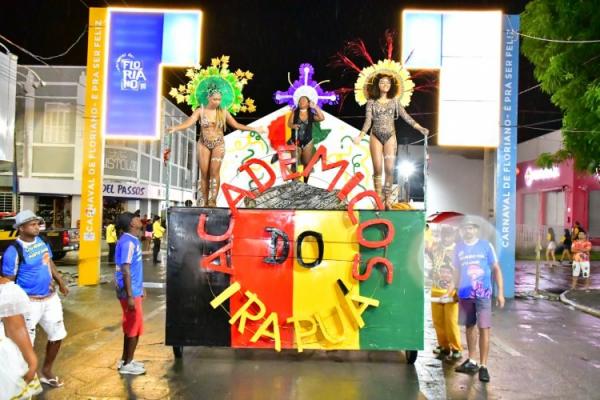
left=571, top=231, right=592, bottom=290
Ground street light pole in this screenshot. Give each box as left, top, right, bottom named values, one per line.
left=164, top=133, right=171, bottom=213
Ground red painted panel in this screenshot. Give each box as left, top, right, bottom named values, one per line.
left=230, top=209, right=295, bottom=349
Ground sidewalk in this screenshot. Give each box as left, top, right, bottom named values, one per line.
left=561, top=289, right=600, bottom=318
left=516, top=259, right=600, bottom=318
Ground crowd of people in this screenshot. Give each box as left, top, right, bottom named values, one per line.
left=545, top=221, right=592, bottom=289
left=1, top=210, right=69, bottom=398
left=0, top=209, right=156, bottom=398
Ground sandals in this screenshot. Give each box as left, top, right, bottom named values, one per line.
left=40, top=375, right=64, bottom=388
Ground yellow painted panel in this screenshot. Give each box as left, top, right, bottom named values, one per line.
left=78, top=8, right=108, bottom=285
left=293, top=211, right=359, bottom=350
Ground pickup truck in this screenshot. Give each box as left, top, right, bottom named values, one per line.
left=0, top=215, right=79, bottom=261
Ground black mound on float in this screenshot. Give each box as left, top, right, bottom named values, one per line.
left=244, top=181, right=347, bottom=210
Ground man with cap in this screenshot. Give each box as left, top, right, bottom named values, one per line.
left=453, top=217, right=504, bottom=383
left=1, top=210, right=69, bottom=388
left=114, top=211, right=146, bottom=375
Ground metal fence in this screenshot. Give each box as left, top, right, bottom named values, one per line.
left=516, top=223, right=567, bottom=255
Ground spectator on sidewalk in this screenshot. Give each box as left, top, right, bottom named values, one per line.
left=559, top=229, right=572, bottom=264
left=1, top=210, right=69, bottom=388
left=571, top=231, right=592, bottom=290
left=140, top=214, right=151, bottom=252
left=453, top=217, right=505, bottom=383
left=0, top=276, right=43, bottom=399
left=571, top=221, right=585, bottom=242
left=545, top=227, right=557, bottom=267
left=152, top=216, right=166, bottom=264
left=142, top=216, right=152, bottom=252
left=114, top=212, right=146, bottom=375
left=430, top=226, right=462, bottom=361
left=106, top=220, right=117, bottom=263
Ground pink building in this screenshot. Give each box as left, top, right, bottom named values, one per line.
left=516, top=158, right=600, bottom=245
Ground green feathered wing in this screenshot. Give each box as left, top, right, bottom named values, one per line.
left=312, top=122, right=332, bottom=145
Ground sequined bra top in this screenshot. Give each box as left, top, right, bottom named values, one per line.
left=361, top=99, right=421, bottom=135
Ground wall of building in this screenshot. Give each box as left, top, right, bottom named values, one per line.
left=1, top=65, right=197, bottom=226
left=427, top=149, right=484, bottom=216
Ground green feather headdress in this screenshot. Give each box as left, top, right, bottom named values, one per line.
left=169, top=55, right=256, bottom=115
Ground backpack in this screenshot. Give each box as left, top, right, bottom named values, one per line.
left=5, top=237, right=49, bottom=280
left=6, top=240, right=26, bottom=280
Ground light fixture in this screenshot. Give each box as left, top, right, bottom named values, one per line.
left=398, top=160, right=416, bottom=179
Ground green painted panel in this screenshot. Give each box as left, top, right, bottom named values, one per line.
left=358, top=211, right=424, bottom=350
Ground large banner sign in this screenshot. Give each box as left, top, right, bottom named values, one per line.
left=105, top=9, right=201, bottom=139
left=402, top=10, right=503, bottom=148
left=495, top=15, right=520, bottom=298
left=79, top=7, right=202, bottom=285
left=166, top=149, right=425, bottom=351
left=167, top=208, right=424, bottom=351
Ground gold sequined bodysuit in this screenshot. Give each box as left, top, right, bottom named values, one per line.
left=361, top=99, right=421, bottom=144
left=199, top=108, right=225, bottom=150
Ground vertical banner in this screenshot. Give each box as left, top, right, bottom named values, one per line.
left=495, top=15, right=519, bottom=298
left=78, top=7, right=202, bottom=285
left=79, top=8, right=108, bottom=285
left=105, top=12, right=164, bottom=139
left=0, top=52, right=17, bottom=162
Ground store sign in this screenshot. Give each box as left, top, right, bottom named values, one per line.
left=104, top=147, right=138, bottom=178
left=524, top=166, right=560, bottom=187
left=102, top=181, right=165, bottom=199
left=103, top=182, right=146, bottom=198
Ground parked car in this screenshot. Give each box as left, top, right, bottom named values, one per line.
left=0, top=215, right=79, bottom=261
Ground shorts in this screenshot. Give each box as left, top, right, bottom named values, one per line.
left=23, top=293, right=67, bottom=343
left=458, top=298, right=492, bottom=329
left=119, top=296, right=144, bottom=337
left=547, top=241, right=556, bottom=251
left=572, top=261, right=590, bottom=278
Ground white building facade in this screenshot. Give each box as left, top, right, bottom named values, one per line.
left=0, top=65, right=196, bottom=228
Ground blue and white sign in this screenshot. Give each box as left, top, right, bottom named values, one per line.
left=495, top=15, right=520, bottom=298
left=115, top=53, right=147, bottom=91
left=104, top=9, right=202, bottom=140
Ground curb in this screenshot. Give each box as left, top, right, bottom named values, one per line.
left=559, top=290, right=600, bottom=318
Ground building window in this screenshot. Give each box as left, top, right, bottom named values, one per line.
left=0, top=192, right=17, bottom=213
left=589, top=190, right=600, bottom=237
left=43, top=102, right=72, bottom=144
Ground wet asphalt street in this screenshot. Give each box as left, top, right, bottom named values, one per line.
left=30, top=254, right=600, bottom=400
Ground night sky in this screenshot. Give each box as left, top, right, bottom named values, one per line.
left=1, top=0, right=561, bottom=144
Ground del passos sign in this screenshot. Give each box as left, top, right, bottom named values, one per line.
left=165, top=146, right=425, bottom=352
left=102, top=182, right=146, bottom=198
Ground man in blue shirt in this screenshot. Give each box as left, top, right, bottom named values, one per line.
left=1, top=210, right=69, bottom=388
left=114, top=212, right=146, bottom=375
left=452, top=217, right=505, bottom=383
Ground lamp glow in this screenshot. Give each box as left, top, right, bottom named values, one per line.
left=398, top=160, right=416, bottom=179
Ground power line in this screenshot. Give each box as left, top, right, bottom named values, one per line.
left=519, top=83, right=542, bottom=95
left=511, top=30, right=600, bottom=44
left=520, top=118, right=563, bottom=128
left=0, top=26, right=88, bottom=62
